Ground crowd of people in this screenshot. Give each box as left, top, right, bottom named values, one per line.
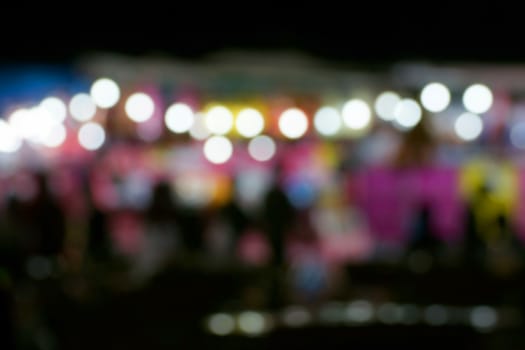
left=2, top=118, right=525, bottom=348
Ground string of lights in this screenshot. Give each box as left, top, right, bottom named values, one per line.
left=205, top=301, right=517, bottom=337
left=0, top=74, right=502, bottom=165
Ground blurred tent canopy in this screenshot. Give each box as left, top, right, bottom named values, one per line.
left=75, top=51, right=525, bottom=96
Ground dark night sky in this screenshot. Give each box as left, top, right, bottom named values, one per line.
left=1, top=34, right=520, bottom=65
left=1, top=9, right=524, bottom=66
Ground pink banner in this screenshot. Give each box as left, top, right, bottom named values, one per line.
left=351, top=167, right=464, bottom=243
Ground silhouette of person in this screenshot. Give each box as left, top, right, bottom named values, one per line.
left=260, top=162, right=296, bottom=309
left=261, top=166, right=295, bottom=268
left=393, top=117, right=436, bottom=168
left=28, top=172, right=66, bottom=258
left=84, top=178, right=112, bottom=262
left=464, top=182, right=490, bottom=267
left=146, top=181, right=178, bottom=229
left=133, top=180, right=178, bottom=280
left=407, top=202, right=441, bottom=256
left=176, top=190, right=206, bottom=255
left=219, top=191, right=249, bottom=251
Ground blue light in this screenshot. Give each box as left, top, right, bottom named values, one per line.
left=0, top=65, right=89, bottom=114
left=285, top=178, right=317, bottom=209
